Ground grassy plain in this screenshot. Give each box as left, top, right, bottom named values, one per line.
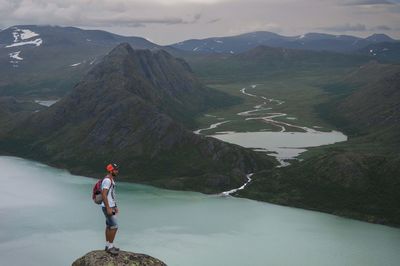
left=193, top=68, right=355, bottom=134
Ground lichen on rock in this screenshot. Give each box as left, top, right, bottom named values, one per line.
left=72, top=250, right=167, bottom=266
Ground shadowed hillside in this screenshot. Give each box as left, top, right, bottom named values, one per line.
left=0, top=43, right=275, bottom=194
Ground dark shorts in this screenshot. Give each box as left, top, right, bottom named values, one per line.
left=102, top=207, right=118, bottom=229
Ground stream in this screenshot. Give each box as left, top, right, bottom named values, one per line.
left=195, top=84, right=347, bottom=167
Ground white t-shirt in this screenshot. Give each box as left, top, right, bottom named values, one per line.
left=101, top=177, right=116, bottom=208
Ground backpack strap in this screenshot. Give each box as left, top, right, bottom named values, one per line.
left=102, top=176, right=116, bottom=207
left=102, top=176, right=114, bottom=195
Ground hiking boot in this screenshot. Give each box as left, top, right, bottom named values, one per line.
left=106, top=247, right=119, bottom=255
left=105, top=246, right=120, bottom=251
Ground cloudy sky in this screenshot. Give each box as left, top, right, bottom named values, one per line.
left=1, top=0, right=400, bottom=45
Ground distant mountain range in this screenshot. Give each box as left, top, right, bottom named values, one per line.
left=0, top=43, right=274, bottom=193
left=357, top=41, right=400, bottom=63
left=171, top=31, right=398, bottom=54
left=0, top=25, right=164, bottom=96
left=181, top=45, right=371, bottom=84
left=1, top=25, right=399, bottom=97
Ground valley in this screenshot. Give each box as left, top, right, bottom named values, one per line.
left=194, top=84, right=347, bottom=167
left=0, top=25, right=399, bottom=227
left=2, top=0, right=400, bottom=263
left=183, top=49, right=400, bottom=226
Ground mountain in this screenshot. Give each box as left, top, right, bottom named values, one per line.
left=171, top=31, right=293, bottom=54
left=365, top=33, right=395, bottom=43
left=0, top=96, right=43, bottom=133
left=2, top=26, right=393, bottom=97
left=171, top=31, right=397, bottom=54
left=357, top=41, right=400, bottom=63
left=237, top=62, right=400, bottom=226
left=66, top=43, right=240, bottom=128
left=335, top=64, right=400, bottom=134
left=0, top=43, right=275, bottom=194
left=181, top=45, right=371, bottom=83
left=0, top=25, right=162, bottom=97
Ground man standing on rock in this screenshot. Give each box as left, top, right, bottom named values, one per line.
left=101, top=163, right=120, bottom=255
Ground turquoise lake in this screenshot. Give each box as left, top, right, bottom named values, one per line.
left=0, top=156, right=399, bottom=266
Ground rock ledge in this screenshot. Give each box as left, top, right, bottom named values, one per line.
left=72, top=250, right=167, bottom=266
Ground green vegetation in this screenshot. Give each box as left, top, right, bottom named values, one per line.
left=188, top=63, right=360, bottom=134
left=0, top=44, right=277, bottom=196
left=2, top=41, right=398, bottom=226
left=181, top=48, right=400, bottom=226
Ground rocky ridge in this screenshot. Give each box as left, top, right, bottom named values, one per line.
left=0, top=43, right=275, bottom=194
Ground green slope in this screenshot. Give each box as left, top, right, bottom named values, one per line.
left=237, top=62, right=400, bottom=226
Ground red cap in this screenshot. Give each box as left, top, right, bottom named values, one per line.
left=106, top=163, right=119, bottom=172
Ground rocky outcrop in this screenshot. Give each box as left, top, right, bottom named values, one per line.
left=72, top=250, right=167, bottom=266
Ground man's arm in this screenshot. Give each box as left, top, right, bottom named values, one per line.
left=101, top=188, right=113, bottom=216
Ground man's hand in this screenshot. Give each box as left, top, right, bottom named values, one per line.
left=107, top=207, right=114, bottom=216
left=115, top=207, right=119, bottom=214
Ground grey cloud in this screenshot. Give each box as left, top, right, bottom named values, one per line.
left=86, top=17, right=190, bottom=27
left=1, top=0, right=203, bottom=28
left=1, top=0, right=399, bottom=44
left=342, top=0, right=395, bottom=5
left=193, top=13, right=202, bottom=22
left=207, top=18, right=221, bottom=24
left=374, top=25, right=392, bottom=30
left=81, top=14, right=204, bottom=28
left=386, top=4, right=400, bottom=12
left=318, top=23, right=367, bottom=32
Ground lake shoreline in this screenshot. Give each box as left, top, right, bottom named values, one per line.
left=2, top=155, right=399, bottom=266
left=1, top=153, right=398, bottom=229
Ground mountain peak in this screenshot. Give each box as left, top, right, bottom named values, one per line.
left=237, top=31, right=283, bottom=39
left=108, top=42, right=135, bottom=56
left=365, top=33, right=394, bottom=42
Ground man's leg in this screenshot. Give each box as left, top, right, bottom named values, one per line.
left=105, top=228, right=110, bottom=242
left=102, top=207, right=119, bottom=253
left=106, top=228, right=118, bottom=243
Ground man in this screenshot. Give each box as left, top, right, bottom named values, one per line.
left=101, top=163, right=120, bottom=255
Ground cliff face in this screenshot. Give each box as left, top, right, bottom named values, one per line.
left=72, top=250, right=167, bottom=266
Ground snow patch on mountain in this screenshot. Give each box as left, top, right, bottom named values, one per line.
left=10, top=28, right=39, bottom=42
left=9, top=51, right=23, bottom=67
left=70, top=62, right=82, bottom=67
left=9, top=51, right=23, bottom=60
left=6, top=38, right=43, bottom=48
left=6, top=28, right=42, bottom=48
left=19, top=29, right=39, bottom=40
